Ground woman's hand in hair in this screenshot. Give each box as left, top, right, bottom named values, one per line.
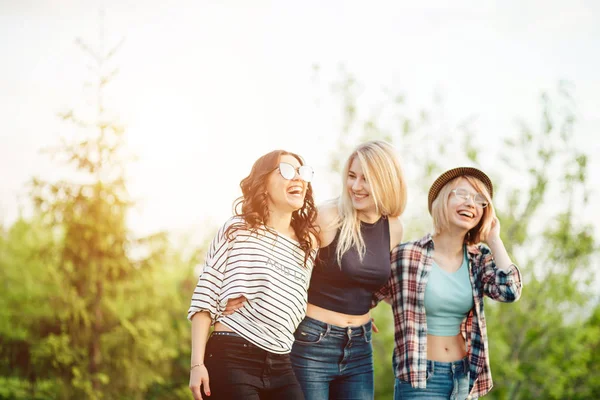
left=483, top=215, right=515, bottom=272
left=223, top=296, right=247, bottom=315
left=484, top=216, right=501, bottom=246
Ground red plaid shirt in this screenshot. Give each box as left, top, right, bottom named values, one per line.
left=373, top=234, right=523, bottom=399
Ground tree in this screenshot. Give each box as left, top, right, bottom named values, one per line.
left=323, top=70, right=598, bottom=399
left=3, top=16, right=194, bottom=399
left=0, top=217, right=64, bottom=399
left=485, top=82, right=598, bottom=400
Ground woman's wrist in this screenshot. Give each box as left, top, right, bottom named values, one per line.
left=190, top=363, right=204, bottom=371
left=487, top=236, right=502, bottom=246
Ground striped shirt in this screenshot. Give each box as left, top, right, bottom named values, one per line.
left=188, top=217, right=316, bottom=354
left=373, top=234, right=523, bottom=399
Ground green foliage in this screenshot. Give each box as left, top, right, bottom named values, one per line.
left=0, top=34, right=196, bottom=399
left=0, top=187, right=196, bottom=399
left=371, top=303, right=396, bottom=399
left=1, top=57, right=598, bottom=399
left=326, top=71, right=599, bottom=399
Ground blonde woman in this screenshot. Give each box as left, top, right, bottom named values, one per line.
left=290, top=140, right=406, bottom=399
left=225, top=141, right=407, bottom=399
left=373, top=167, right=523, bottom=399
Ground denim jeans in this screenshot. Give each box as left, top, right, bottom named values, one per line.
left=203, top=331, right=304, bottom=400
left=290, top=316, right=374, bottom=400
left=393, top=357, right=470, bottom=400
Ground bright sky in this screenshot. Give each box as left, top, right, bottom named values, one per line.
left=1, top=0, right=599, bottom=243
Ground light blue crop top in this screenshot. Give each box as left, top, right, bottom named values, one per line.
left=424, top=247, right=474, bottom=336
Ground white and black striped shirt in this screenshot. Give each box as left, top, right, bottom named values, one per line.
left=188, top=217, right=316, bottom=354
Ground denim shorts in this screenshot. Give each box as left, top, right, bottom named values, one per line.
left=393, top=357, right=470, bottom=400
left=203, top=331, right=304, bottom=400
left=290, top=316, right=374, bottom=400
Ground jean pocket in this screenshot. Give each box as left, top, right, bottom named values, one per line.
left=363, top=329, right=372, bottom=343
left=294, top=327, right=325, bottom=345
left=425, top=365, right=434, bottom=382
left=397, top=369, right=433, bottom=385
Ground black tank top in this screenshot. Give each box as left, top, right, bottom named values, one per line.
left=307, top=216, right=391, bottom=315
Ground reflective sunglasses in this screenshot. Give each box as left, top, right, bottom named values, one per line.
left=451, top=188, right=489, bottom=208
left=276, top=162, right=314, bottom=182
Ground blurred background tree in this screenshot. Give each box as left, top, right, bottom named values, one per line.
left=0, top=41, right=598, bottom=400
left=0, top=18, right=197, bottom=400
left=326, top=69, right=599, bottom=399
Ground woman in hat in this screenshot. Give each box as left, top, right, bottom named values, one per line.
left=373, top=167, right=523, bottom=399
left=225, top=140, right=408, bottom=399
left=187, top=150, right=319, bottom=400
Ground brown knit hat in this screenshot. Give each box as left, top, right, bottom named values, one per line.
left=428, top=167, right=493, bottom=213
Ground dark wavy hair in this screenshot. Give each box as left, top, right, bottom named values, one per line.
left=225, top=150, right=320, bottom=267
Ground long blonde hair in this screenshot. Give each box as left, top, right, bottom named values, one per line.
left=431, top=175, right=494, bottom=245
left=333, top=140, right=407, bottom=264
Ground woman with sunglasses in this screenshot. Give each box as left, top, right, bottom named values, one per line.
left=187, top=150, right=319, bottom=400
left=373, top=167, right=523, bottom=400
left=224, top=141, right=407, bottom=399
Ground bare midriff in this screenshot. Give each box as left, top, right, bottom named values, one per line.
left=214, top=322, right=234, bottom=332
left=427, top=333, right=467, bottom=362
left=306, top=303, right=371, bottom=327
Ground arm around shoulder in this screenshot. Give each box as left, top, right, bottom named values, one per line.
left=316, top=201, right=339, bottom=248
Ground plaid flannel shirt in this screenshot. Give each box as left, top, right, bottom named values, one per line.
left=373, top=234, right=522, bottom=399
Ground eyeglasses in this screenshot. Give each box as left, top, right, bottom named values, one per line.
left=276, top=162, right=314, bottom=182
left=451, top=188, right=489, bottom=208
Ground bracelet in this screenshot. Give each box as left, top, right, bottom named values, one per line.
left=190, top=363, right=204, bottom=371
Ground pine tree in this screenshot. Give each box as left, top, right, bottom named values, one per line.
left=27, top=11, right=190, bottom=399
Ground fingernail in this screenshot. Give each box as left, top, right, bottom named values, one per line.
left=207, top=392, right=211, bottom=396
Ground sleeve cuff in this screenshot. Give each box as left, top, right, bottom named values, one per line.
left=498, top=263, right=519, bottom=274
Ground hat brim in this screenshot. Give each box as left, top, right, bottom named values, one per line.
left=428, top=167, right=493, bottom=213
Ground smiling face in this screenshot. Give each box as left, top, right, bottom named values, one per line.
left=447, top=178, right=485, bottom=231
left=265, top=154, right=307, bottom=213
left=431, top=175, right=494, bottom=243
left=346, top=156, right=377, bottom=216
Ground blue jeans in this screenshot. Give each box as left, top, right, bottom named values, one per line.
left=393, top=357, right=470, bottom=400
left=203, top=331, right=304, bottom=400
left=290, top=316, right=374, bottom=400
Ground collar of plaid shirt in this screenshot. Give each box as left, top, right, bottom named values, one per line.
left=375, top=233, right=522, bottom=399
